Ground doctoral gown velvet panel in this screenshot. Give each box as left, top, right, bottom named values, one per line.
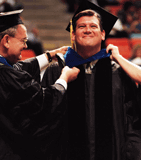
left=0, top=58, right=67, bottom=160
left=42, top=57, right=141, bottom=160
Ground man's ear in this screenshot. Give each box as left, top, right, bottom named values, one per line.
left=71, top=30, right=75, bottom=41
left=101, top=30, right=106, bottom=41
left=2, top=35, right=10, bottom=48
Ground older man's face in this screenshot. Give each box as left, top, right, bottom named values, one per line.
left=6, top=24, right=28, bottom=64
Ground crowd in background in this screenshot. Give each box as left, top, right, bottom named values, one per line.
left=62, top=0, right=141, bottom=38
left=112, top=0, right=141, bottom=38
left=1, top=0, right=141, bottom=62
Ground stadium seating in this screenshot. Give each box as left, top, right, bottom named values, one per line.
left=105, top=38, right=132, bottom=59
left=21, top=49, right=36, bottom=60
left=130, top=38, right=141, bottom=48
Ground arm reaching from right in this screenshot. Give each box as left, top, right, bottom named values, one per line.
left=107, top=44, right=141, bottom=84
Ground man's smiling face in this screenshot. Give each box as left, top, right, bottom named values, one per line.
left=72, top=15, right=105, bottom=49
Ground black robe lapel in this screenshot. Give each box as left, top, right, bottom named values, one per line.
left=95, top=57, right=112, bottom=159
left=67, top=58, right=113, bottom=160
left=67, top=65, right=87, bottom=159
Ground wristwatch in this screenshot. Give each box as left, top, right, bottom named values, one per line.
left=46, top=52, right=52, bottom=62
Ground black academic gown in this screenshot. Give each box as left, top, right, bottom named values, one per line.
left=0, top=58, right=68, bottom=160
left=42, top=57, right=141, bottom=160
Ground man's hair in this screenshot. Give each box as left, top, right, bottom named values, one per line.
left=72, top=9, right=103, bottom=32
left=0, top=25, right=18, bottom=41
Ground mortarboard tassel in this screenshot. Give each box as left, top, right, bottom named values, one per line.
left=70, top=19, right=75, bottom=50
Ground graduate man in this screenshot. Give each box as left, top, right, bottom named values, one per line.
left=0, top=9, right=80, bottom=160
left=42, top=0, right=141, bottom=160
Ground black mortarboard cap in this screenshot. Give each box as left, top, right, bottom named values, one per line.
left=66, top=0, right=118, bottom=37
left=0, top=9, right=23, bottom=33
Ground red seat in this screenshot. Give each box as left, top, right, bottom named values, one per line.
left=21, top=49, right=36, bottom=60
left=108, top=5, right=122, bottom=16
left=130, top=38, right=141, bottom=48
left=105, top=38, right=132, bottom=59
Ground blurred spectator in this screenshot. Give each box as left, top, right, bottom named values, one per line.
left=118, top=1, right=137, bottom=25
left=131, top=9, right=141, bottom=33
left=122, top=6, right=141, bottom=38
left=122, top=13, right=135, bottom=36
left=103, top=5, right=128, bottom=38
left=16, top=3, right=44, bottom=56
left=129, top=44, right=141, bottom=66
left=134, top=0, right=141, bottom=9
left=117, top=1, right=141, bottom=38
left=23, top=18, right=44, bottom=56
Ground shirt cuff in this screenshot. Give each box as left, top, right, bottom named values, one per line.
left=36, top=54, right=49, bottom=71
left=55, top=79, right=67, bottom=90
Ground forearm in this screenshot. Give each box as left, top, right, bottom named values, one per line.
left=116, top=55, right=141, bottom=84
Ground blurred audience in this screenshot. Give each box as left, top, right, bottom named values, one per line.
left=122, top=13, right=135, bottom=36
left=102, top=5, right=127, bottom=38
left=23, top=19, right=44, bottom=56
left=63, top=0, right=141, bottom=38
left=118, top=1, right=137, bottom=25
left=129, top=44, right=141, bottom=66
left=129, top=8, right=141, bottom=38
left=117, top=1, right=141, bottom=38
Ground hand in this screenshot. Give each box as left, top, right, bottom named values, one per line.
left=48, top=46, right=69, bottom=61
left=59, top=66, right=80, bottom=83
left=106, top=44, right=121, bottom=63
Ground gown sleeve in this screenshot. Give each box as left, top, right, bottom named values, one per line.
left=0, top=64, right=67, bottom=153
left=14, top=57, right=40, bottom=82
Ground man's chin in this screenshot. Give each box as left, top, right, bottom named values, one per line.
left=83, top=43, right=94, bottom=47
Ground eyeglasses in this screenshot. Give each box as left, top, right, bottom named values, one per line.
left=11, top=36, right=28, bottom=46
left=15, top=37, right=28, bottom=46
